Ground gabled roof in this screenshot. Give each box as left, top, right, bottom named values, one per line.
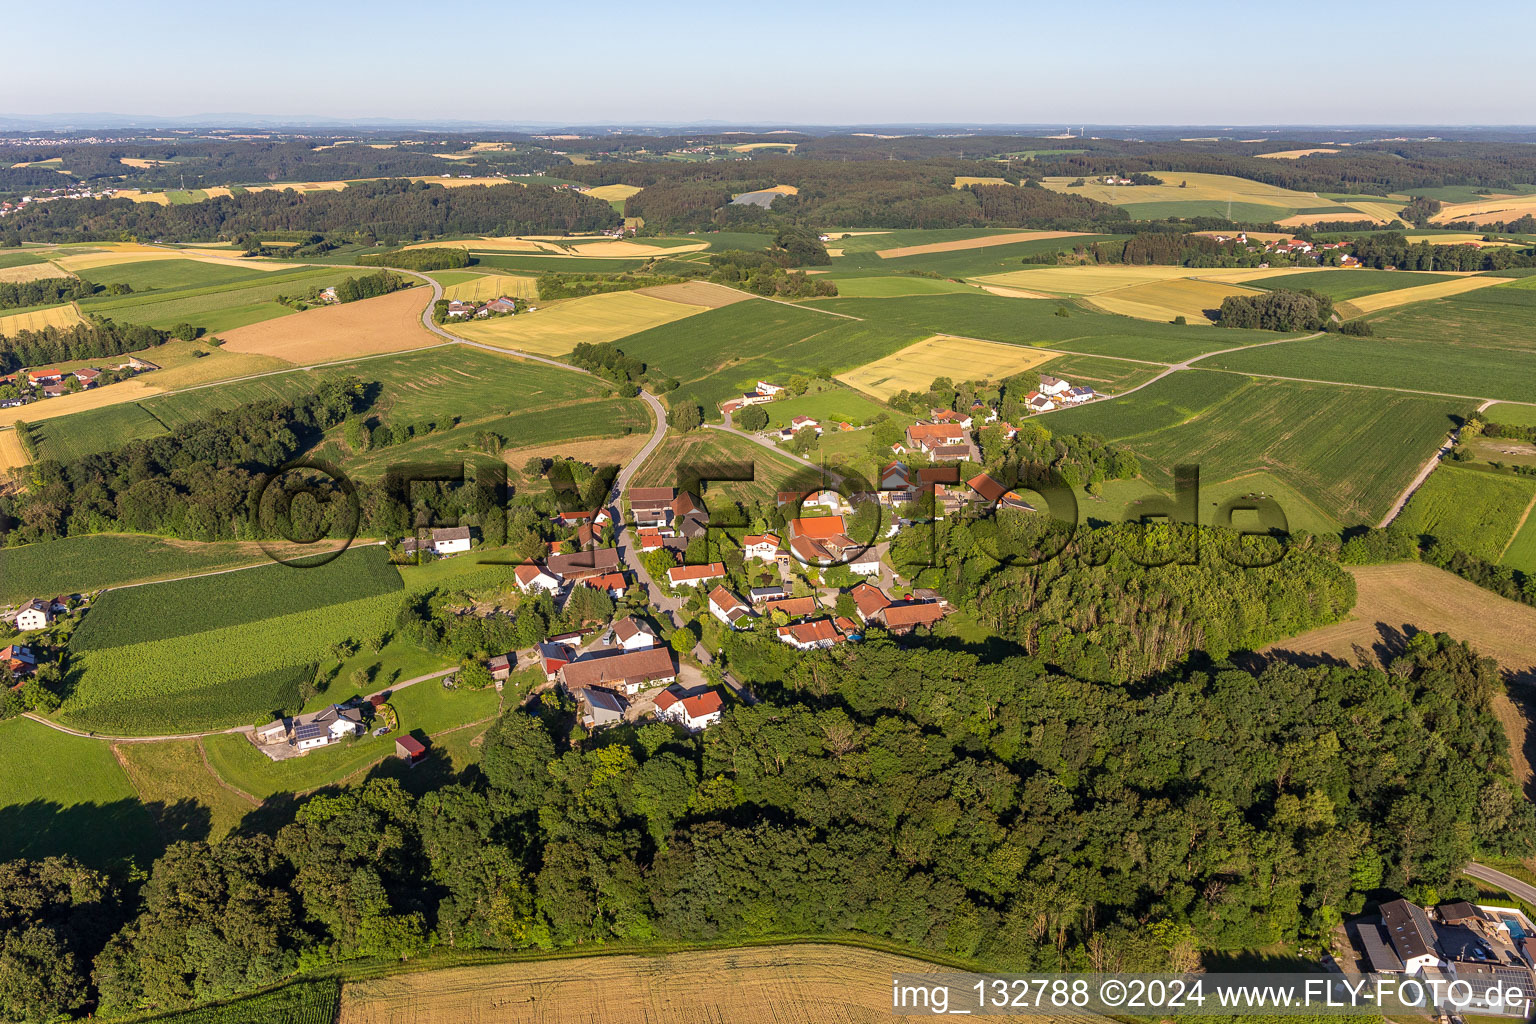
left=433, top=526, right=471, bottom=542
left=879, top=602, right=948, bottom=629
left=582, top=571, right=628, bottom=591
left=547, top=548, right=621, bottom=577
left=764, top=595, right=817, bottom=617
left=790, top=515, right=846, bottom=539
left=613, top=617, right=656, bottom=642
left=708, top=585, right=749, bottom=616
left=560, top=647, right=676, bottom=688
left=668, top=562, right=725, bottom=583
left=515, top=562, right=556, bottom=585
left=850, top=582, right=892, bottom=619
left=629, top=486, right=676, bottom=504
left=777, top=618, right=844, bottom=645
left=680, top=690, right=723, bottom=718
left=585, top=687, right=626, bottom=713
left=742, top=533, right=779, bottom=548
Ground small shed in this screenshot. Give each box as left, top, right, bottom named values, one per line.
left=396, top=735, right=427, bottom=764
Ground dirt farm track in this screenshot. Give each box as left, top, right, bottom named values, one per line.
left=339, top=943, right=1056, bottom=1024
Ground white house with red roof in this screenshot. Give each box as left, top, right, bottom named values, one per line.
left=667, top=562, right=726, bottom=587
left=708, top=586, right=754, bottom=630
left=742, top=533, right=780, bottom=561
left=610, top=618, right=658, bottom=650
left=776, top=618, right=846, bottom=650
left=515, top=562, right=561, bottom=594
left=654, top=686, right=725, bottom=730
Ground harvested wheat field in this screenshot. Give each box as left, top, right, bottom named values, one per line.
left=1264, top=563, right=1536, bottom=681
left=1255, top=148, right=1341, bottom=159
left=339, top=943, right=957, bottom=1024
left=51, top=249, right=293, bottom=273
left=877, top=230, right=1088, bottom=260
left=0, top=380, right=163, bottom=428
left=503, top=433, right=650, bottom=476
left=635, top=281, right=751, bottom=307
left=113, top=189, right=171, bottom=205
left=0, top=430, right=29, bottom=473
left=1432, top=193, right=1536, bottom=225
left=585, top=183, right=643, bottom=202
left=952, top=176, right=1010, bottom=188
left=403, top=236, right=545, bottom=253
left=1275, top=210, right=1388, bottom=227
left=978, top=284, right=1052, bottom=299
left=1406, top=233, right=1528, bottom=247
left=1089, top=278, right=1265, bottom=323
left=1342, top=275, right=1512, bottom=316
left=0, top=303, right=85, bottom=337
left=731, top=141, right=798, bottom=152
left=219, top=286, right=435, bottom=362
left=0, top=262, right=72, bottom=284
left=566, top=240, right=707, bottom=257
left=443, top=274, right=539, bottom=302
left=450, top=291, right=706, bottom=357
left=839, top=334, right=1057, bottom=400
left=974, top=264, right=1209, bottom=295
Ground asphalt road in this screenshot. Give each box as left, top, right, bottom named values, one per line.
left=1463, top=862, right=1536, bottom=905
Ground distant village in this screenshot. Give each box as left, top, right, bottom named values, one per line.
left=0, top=355, right=158, bottom=408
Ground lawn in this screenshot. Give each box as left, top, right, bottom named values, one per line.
left=1042, top=370, right=1468, bottom=528
left=0, top=717, right=162, bottom=870
left=810, top=293, right=1283, bottom=363
left=202, top=684, right=498, bottom=799
left=754, top=387, right=891, bottom=430
left=616, top=299, right=922, bottom=416
left=1487, top=403, right=1536, bottom=428
left=1396, top=464, right=1536, bottom=562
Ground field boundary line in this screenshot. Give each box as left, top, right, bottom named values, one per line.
left=197, top=737, right=261, bottom=807
left=1499, top=491, right=1536, bottom=563
left=100, top=540, right=387, bottom=594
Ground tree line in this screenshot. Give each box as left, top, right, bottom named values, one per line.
left=0, top=319, right=172, bottom=374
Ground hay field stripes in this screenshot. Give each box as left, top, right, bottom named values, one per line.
left=218, top=286, right=437, bottom=362
left=0, top=261, right=74, bottom=283
left=1432, top=193, right=1536, bottom=225
left=1343, top=275, right=1513, bottom=316
left=837, top=334, right=1061, bottom=400
left=634, top=281, right=753, bottom=307
left=441, top=273, right=539, bottom=302
left=0, top=430, right=28, bottom=473
left=1087, top=278, right=1267, bottom=323
left=876, top=230, right=1090, bottom=259
left=0, top=302, right=86, bottom=336
left=51, top=249, right=295, bottom=273
left=447, top=289, right=710, bottom=357
left=400, top=235, right=705, bottom=258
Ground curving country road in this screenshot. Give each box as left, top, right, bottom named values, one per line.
left=1463, top=862, right=1536, bottom=905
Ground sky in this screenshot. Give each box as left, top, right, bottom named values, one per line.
left=9, top=0, right=1535, bottom=127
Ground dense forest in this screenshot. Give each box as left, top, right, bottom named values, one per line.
left=0, top=179, right=617, bottom=246
left=3, top=629, right=1528, bottom=1020
left=0, top=319, right=171, bottom=374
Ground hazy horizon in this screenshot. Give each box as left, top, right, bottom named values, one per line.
left=8, top=0, right=1533, bottom=127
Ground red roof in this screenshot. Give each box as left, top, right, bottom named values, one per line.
left=653, top=688, right=680, bottom=712
left=743, top=533, right=779, bottom=548
left=583, top=572, right=628, bottom=591
left=850, top=582, right=892, bottom=619
left=668, top=562, right=725, bottom=582
left=778, top=618, right=844, bottom=645
left=680, top=691, right=723, bottom=718
left=790, top=515, right=846, bottom=540
left=764, top=596, right=817, bottom=617
left=396, top=736, right=427, bottom=756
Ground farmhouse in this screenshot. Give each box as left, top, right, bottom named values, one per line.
left=446, top=300, right=474, bottom=318
left=708, top=586, right=754, bottom=629
left=580, top=687, right=627, bottom=730
left=402, top=526, right=472, bottom=558
left=776, top=618, right=846, bottom=650
left=629, top=486, right=677, bottom=527
left=484, top=297, right=518, bottom=315
left=514, top=562, right=561, bottom=594
left=873, top=600, right=949, bottom=635
left=905, top=422, right=968, bottom=452
left=671, top=491, right=709, bottom=540
left=1346, top=898, right=1536, bottom=1008
left=743, top=533, right=780, bottom=561
left=667, top=562, right=726, bottom=587
left=1039, top=375, right=1071, bottom=397
left=292, top=703, right=367, bottom=752
left=777, top=416, right=822, bottom=440
left=559, top=645, right=678, bottom=696
left=654, top=686, right=725, bottom=731
left=967, top=472, right=1037, bottom=512
left=850, top=581, right=892, bottom=622
left=548, top=547, right=622, bottom=581
left=610, top=617, right=659, bottom=650
left=1026, top=392, right=1054, bottom=413
left=14, top=598, right=54, bottom=631
left=762, top=595, right=818, bottom=618
left=929, top=409, right=973, bottom=429
left=737, top=390, right=773, bottom=407
left=580, top=571, right=629, bottom=598
left=0, top=644, right=36, bottom=678
left=755, top=380, right=785, bottom=395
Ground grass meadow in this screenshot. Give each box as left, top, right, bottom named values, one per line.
left=1396, top=464, right=1536, bottom=562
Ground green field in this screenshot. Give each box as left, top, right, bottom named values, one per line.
left=76, top=258, right=278, bottom=292
left=825, top=276, right=983, bottom=298
left=1028, top=353, right=1167, bottom=394
left=72, top=545, right=402, bottom=650
left=616, top=299, right=922, bottom=416
left=470, top=253, right=643, bottom=273
left=754, top=387, right=891, bottom=430
left=113, top=739, right=255, bottom=844
left=202, top=683, right=497, bottom=799
left=132, top=978, right=341, bottom=1024
left=0, top=251, right=50, bottom=269
left=1396, top=463, right=1536, bottom=562
left=1487, top=403, right=1536, bottom=428
left=0, top=717, right=161, bottom=870
left=1249, top=268, right=1459, bottom=301
left=632, top=429, right=816, bottom=507
left=829, top=234, right=1128, bottom=278
left=812, top=293, right=1286, bottom=363
left=82, top=265, right=339, bottom=334
left=0, top=534, right=299, bottom=604
left=1503, top=512, right=1536, bottom=572
left=1041, top=370, right=1468, bottom=528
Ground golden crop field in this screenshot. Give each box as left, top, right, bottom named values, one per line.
left=52, top=250, right=292, bottom=273
left=1432, top=193, right=1536, bottom=225
left=762, top=183, right=799, bottom=195
left=1040, top=171, right=1336, bottom=209
left=408, top=175, right=512, bottom=188
left=0, top=380, right=163, bottom=428
left=730, top=141, right=798, bottom=152
left=636, top=281, right=752, bottom=307
left=585, top=183, right=643, bottom=201
left=952, top=176, right=1010, bottom=188
left=974, top=264, right=1210, bottom=295
left=449, top=290, right=706, bottom=357
left=839, top=334, right=1058, bottom=400
left=1405, top=233, right=1527, bottom=247
left=1192, top=229, right=1293, bottom=243
left=0, top=262, right=72, bottom=284
left=567, top=239, right=707, bottom=257
left=1255, top=148, right=1341, bottom=159
left=0, top=430, right=29, bottom=473
left=112, top=189, right=172, bottom=205
left=0, top=303, right=85, bottom=337
left=1273, top=210, right=1388, bottom=228
left=875, top=230, right=1088, bottom=259
left=339, top=944, right=967, bottom=1024
left=1342, top=275, right=1512, bottom=316
left=402, top=236, right=544, bottom=253
left=219, top=286, right=437, bottom=362
left=1089, top=278, right=1265, bottom=323
left=442, top=273, right=539, bottom=302
left=243, top=180, right=351, bottom=194
left=118, top=157, right=172, bottom=169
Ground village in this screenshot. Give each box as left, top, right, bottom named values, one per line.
left=0, top=355, right=158, bottom=408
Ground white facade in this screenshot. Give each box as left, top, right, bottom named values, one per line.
left=15, top=607, right=51, bottom=630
